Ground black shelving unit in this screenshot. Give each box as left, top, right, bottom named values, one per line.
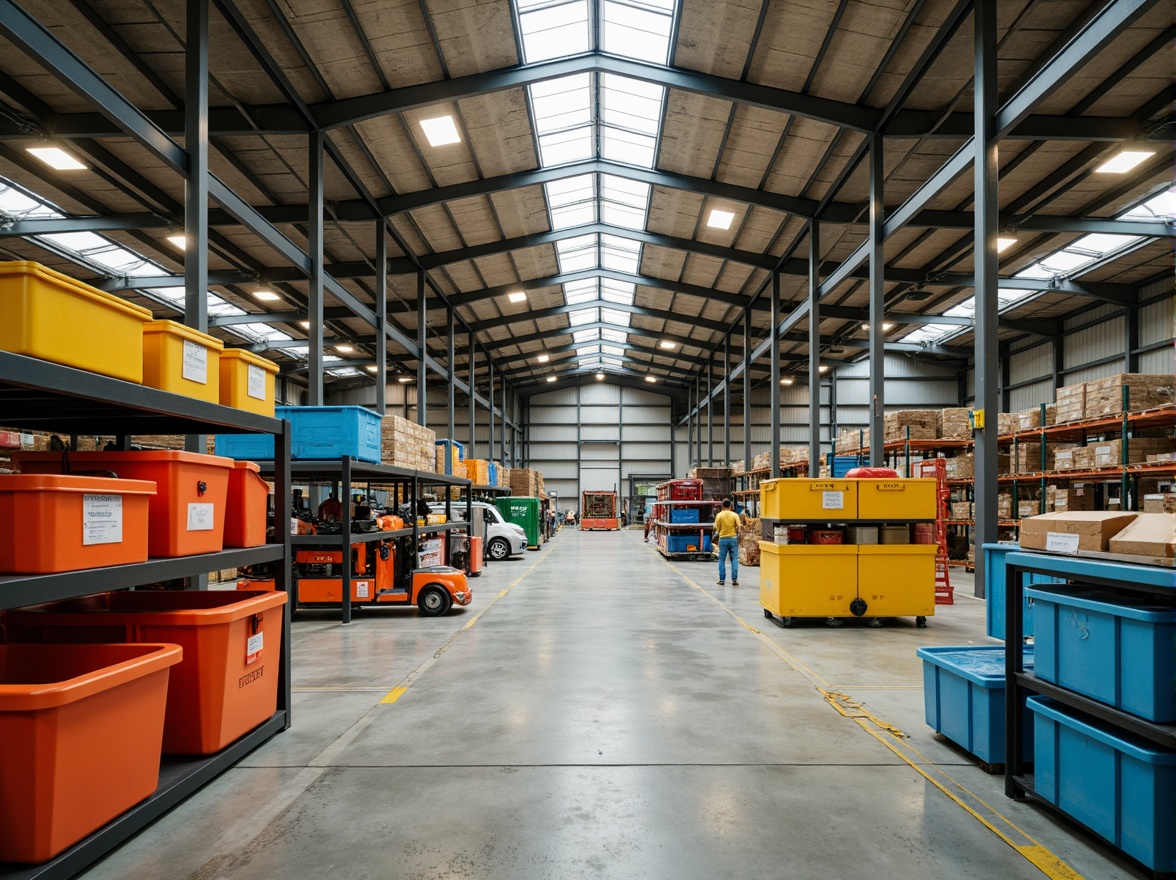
left=250, top=457, right=472, bottom=624
left=1003, top=551, right=1176, bottom=868
left=0, top=351, right=292, bottom=880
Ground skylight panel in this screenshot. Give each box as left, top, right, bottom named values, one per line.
left=902, top=324, right=955, bottom=345
left=538, top=127, right=594, bottom=167
left=530, top=75, right=592, bottom=133
left=601, top=328, right=628, bottom=343
left=1014, top=264, right=1053, bottom=280
left=601, top=126, right=657, bottom=168
left=601, top=175, right=650, bottom=230
left=600, top=278, right=635, bottom=304
left=39, top=231, right=110, bottom=252
left=518, top=0, right=590, bottom=63
left=1038, top=250, right=1096, bottom=274
left=0, top=181, right=62, bottom=218
left=556, top=234, right=599, bottom=272
left=237, top=323, right=293, bottom=342
left=600, top=307, right=630, bottom=326
left=545, top=175, right=597, bottom=230
left=1120, top=188, right=1175, bottom=221
left=569, top=308, right=598, bottom=326
left=600, top=355, right=625, bottom=367
left=601, top=0, right=673, bottom=64
left=1069, top=233, right=1143, bottom=255
left=576, top=345, right=602, bottom=357
left=600, top=344, right=626, bottom=357
left=574, top=329, right=601, bottom=344
left=601, top=235, right=640, bottom=273
left=564, top=278, right=599, bottom=304
left=600, top=75, right=664, bottom=136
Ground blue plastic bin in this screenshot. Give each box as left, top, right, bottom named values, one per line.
left=669, top=507, right=701, bottom=524
left=828, top=455, right=863, bottom=477
left=1029, top=696, right=1176, bottom=872
left=666, top=533, right=712, bottom=554
left=1026, top=587, right=1176, bottom=722
left=983, top=542, right=1064, bottom=641
left=434, top=440, right=464, bottom=474
left=917, top=645, right=1034, bottom=764
left=216, top=406, right=381, bottom=463
left=487, top=462, right=498, bottom=486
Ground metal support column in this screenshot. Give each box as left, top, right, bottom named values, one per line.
left=770, top=273, right=781, bottom=479
left=706, top=358, right=714, bottom=466
left=489, top=359, right=496, bottom=463
left=742, top=312, right=751, bottom=471
left=447, top=308, right=456, bottom=440
left=416, top=271, right=426, bottom=427
left=686, top=384, right=694, bottom=472
left=373, top=225, right=387, bottom=415
left=183, top=0, right=208, bottom=334
left=694, top=378, right=702, bottom=467
left=468, top=334, right=476, bottom=456
left=307, top=130, right=325, bottom=405
left=808, top=221, right=821, bottom=476
left=1124, top=306, right=1139, bottom=372
left=973, top=0, right=999, bottom=601
left=868, top=135, right=885, bottom=467
left=723, top=338, right=731, bottom=467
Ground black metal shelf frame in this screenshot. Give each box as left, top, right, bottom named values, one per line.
left=0, top=353, right=292, bottom=880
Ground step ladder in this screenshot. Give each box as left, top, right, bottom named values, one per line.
left=916, top=458, right=954, bottom=605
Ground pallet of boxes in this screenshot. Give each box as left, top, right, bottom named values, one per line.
left=381, top=415, right=436, bottom=472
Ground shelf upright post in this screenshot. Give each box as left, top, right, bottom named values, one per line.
left=308, top=129, right=325, bottom=406
left=808, top=220, right=821, bottom=477
left=971, top=0, right=999, bottom=598
left=1038, top=402, right=1046, bottom=514
left=1120, top=383, right=1129, bottom=508
left=723, top=337, right=731, bottom=468
left=374, top=225, right=387, bottom=416
left=417, top=271, right=427, bottom=428
left=341, top=456, right=353, bottom=625
left=274, top=421, right=292, bottom=727
left=770, top=272, right=781, bottom=479
left=707, top=357, right=714, bottom=467
left=468, top=333, right=476, bottom=457
left=489, top=358, right=496, bottom=463
left=743, top=311, right=752, bottom=473
left=447, top=307, right=456, bottom=442
left=867, top=134, right=885, bottom=468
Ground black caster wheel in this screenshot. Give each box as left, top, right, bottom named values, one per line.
left=825, top=617, right=843, bottom=628
left=781, top=617, right=793, bottom=627
left=868, top=618, right=882, bottom=628
left=764, top=609, right=773, bottom=620
left=916, top=616, right=928, bottom=628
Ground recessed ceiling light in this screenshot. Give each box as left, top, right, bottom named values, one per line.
left=166, top=234, right=187, bottom=249
left=536, top=354, right=550, bottom=363
left=253, top=290, right=280, bottom=302
left=818, top=365, right=830, bottom=373
left=546, top=376, right=558, bottom=383
left=398, top=376, right=413, bottom=383
left=706, top=209, right=735, bottom=230
left=780, top=377, right=794, bottom=385
left=862, top=322, right=896, bottom=332
left=659, top=340, right=677, bottom=350
left=1094, top=150, right=1155, bottom=174
left=595, top=372, right=605, bottom=381
left=335, top=344, right=353, bottom=354
left=419, top=115, right=461, bottom=147
left=996, top=237, right=1018, bottom=253
left=644, top=375, right=657, bottom=383
left=507, top=291, right=527, bottom=304
left=365, top=365, right=378, bottom=373
left=26, top=147, right=86, bottom=170
left=299, top=321, right=311, bottom=329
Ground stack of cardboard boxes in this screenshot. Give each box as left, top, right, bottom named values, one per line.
left=381, top=415, right=436, bottom=472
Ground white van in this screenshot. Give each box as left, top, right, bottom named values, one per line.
left=429, top=501, right=528, bottom=561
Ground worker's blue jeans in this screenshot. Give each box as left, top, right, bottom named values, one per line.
left=717, top=536, right=738, bottom=583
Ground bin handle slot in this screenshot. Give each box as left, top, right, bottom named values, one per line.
left=197, top=480, right=207, bottom=496
left=250, top=613, right=262, bottom=635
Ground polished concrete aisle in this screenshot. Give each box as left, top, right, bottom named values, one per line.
left=84, top=530, right=1144, bottom=880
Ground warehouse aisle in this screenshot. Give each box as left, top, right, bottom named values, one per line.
left=83, top=530, right=1141, bottom=880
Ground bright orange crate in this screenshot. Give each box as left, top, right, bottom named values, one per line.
left=223, top=460, right=269, bottom=548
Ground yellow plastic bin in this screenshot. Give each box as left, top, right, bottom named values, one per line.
left=857, top=478, right=937, bottom=520
left=142, top=320, right=224, bottom=404
left=759, top=542, right=858, bottom=618
left=0, top=261, right=152, bottom=383
left=760, top=479, right=857, bottom=520
left=219, top=348, right=279, bottom=417
left=857, top=544, right=937, bottom=617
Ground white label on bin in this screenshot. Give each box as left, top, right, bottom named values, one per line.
left=356, top=580, right=371, bottom=599
left=82, top=494, right=123, bottom=545
left=182, top=339, right=208, bottom=384
left=246, top=632, right=264, bottom=656
left=821, top=491, right=844, bottom=510
left=187, top=502, right=215, bottom=531
left=1045, top=531, right=1080, bottom=555
left=247, top=363, right=266, bottom=400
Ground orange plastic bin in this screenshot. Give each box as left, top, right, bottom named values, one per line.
left=15, top=450, right=232, bottom=557
left=6, top=590, right=287, bottom=755
left=0, top=474, right=155, bottom=574
left=0, top=642, right=181, bottom=863
left=224, top=461, right=270, bottom=548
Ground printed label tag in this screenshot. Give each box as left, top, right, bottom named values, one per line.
left=356, top=581, right=371, bottom=599
left=1045, top=531, right=1080, bottom=555
left=187, top=502, right=215, bottom=531
left=182, top=339, right=208, bottom=384
left=82, top=494, right=123, bottom=546
left=246, top=632, right=264, bottom=656
left=247, top=363, right=266, bottom=400
left=821, top=491, right=844, bottom=510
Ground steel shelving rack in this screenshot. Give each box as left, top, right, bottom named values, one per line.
left=251, top=457, right=472, bottom=624
left=0, top=350, right=292, bottom=880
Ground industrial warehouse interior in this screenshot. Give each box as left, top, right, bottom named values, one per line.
left=0, top=0, right=1172, bottom=878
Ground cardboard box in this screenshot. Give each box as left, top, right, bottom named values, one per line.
left=1055, top=383, right=1086, bottom=423
left=1092, top=438, right=1176, bottom=468
left=1085, top=373, right=1176, bottom=417
left=938, top=408, right=972, bottom=440
left=950, top=501, right=973, bottom=521
left=878, top=524, right=910, bottom=545
left=1147, top=451, right=1176, bottom=464
left=1054, top=485, right=1096, bottom=513
left=997, top=413, right=1020, bottom=435
left=1017, top=408, right=1042, bottom=431
left=884, top=410, right=939, bottom=441
left=1053, top=447, right=1077, bottom=470
left=1019, top=512, right=1137, bottom=553
left=846, top=525, right=879, bottom=544
left=1108, top=513, right=1175, bottom=559
left=1072, top=446, right=1095, bottom=470
left=1142, top=494, right=1176, bottom=514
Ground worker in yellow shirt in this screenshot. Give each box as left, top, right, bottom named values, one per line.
left=713, top=498, right=741, bottom=587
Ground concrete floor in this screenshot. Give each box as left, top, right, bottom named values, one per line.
left=83, top=529, right=1149, bottom=880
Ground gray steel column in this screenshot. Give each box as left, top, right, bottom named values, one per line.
left=770, top=273, right=781, bottom=479
left=742, top=312, right=751, bottom=471
left=416, top=271, right=426, bottom=427
left=1124, top=306, right=1139, bottom=372
left=808, top=221, right=821, bottom=476
left=468, top=335, right=476, bottom=456
left=686, top=385, right=694, bottom=473
left=307, top=130, right=324, bottom=405
left=489, top=358, right=496, bottom=463
left=706, top=358, right=714, bottom=466
left=374, top=224, right=387, bottom=415
left=973, top=0, right=999, bottom=600
left=183, top=0, right=208, bottom=333
left=868, top=135, right=885, bottom=467
left=694, top=378, right=702, bottom=467
left=447, top=308, right=456, bottom=440
left=723, top=337, right=731, bottom=466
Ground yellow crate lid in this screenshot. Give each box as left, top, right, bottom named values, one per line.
left=143, top=319, right=224, bottom=350
left=220, top=347, right=279, bottom=373
left=0, top=260, right=152, bottom=320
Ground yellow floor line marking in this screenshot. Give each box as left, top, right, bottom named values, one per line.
left=378, top=548, right=554, bottom=703
left=661, top=556, right=1082, bottom=880
left=293, top=686, right=386, bottom=693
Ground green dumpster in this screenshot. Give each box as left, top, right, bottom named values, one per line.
left=496, top=496, right=542, bottom=550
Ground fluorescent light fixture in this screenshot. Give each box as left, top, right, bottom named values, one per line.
left=365, top=365, right=378, bottom=373
left=546, top=376, right=558, bottom=383
left=818, top=365, right=830, bottom=373
left=536, top=354, right=550, bottom=363
left=644, top=375, right=657, bottom=383
left=299, top=321, right=311, bottom=329
left=595, top=372, right=605, bottom=380
left=996, top=237, right=1018, bottom=253
left=398, top=376, right=413, bottom=383
left=26, top=147, right=86, bottom=170
left=419, top=115, right=461, bottom=147
left=1094, top=150, right=1155, bottom=174
left=780, top=377, right=794, bottom=386
left=861, top=322, right=896, bottom=332
left=706, top=209, right=735, bottom=230
left=253, top=290, right=280, bottom=302
left=166, top=234, right=187, bottom=249
left=335, top=344, right=353, bottom=354
left=507, top=291, right=527, bottom=303
left=658, top=340, right=677, bottom=350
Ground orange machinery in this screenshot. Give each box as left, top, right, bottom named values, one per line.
left=581, top=490, right=620, bottom=531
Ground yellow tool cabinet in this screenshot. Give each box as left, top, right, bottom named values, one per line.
left=758, top=478, right=937, bottom=627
